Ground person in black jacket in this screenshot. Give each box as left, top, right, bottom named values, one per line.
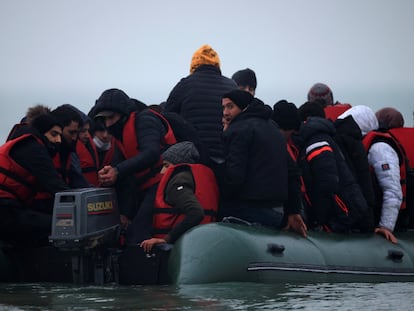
left=218, top=90, right=288, bottom=228
left=92, top=88, right=173, bottom=229
left=164, top=44, right=237, bottom=167
left=0, top=113, right=70, bottom=245
left=295, top=102, right=370, bottom=233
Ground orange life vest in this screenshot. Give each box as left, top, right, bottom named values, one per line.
left=152, top=164, right=219, bottom=238
left=0, top=134, right=41, bottom=205
left=119, top=110, right=177, bottom=190
left=363, top=131, right=408, bottom=210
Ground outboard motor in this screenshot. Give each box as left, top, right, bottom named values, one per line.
left=49, top=188, right=121, bottom=284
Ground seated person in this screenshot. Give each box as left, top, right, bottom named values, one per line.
left=0, top=113, right=70, bottom=245
left=138, top=141, right=220, bottom=252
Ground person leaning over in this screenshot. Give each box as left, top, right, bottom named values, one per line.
left=0, top=113, right=70, bottom=245
left=140, top=141, right=219, bottom=252
left=218, top=89, right=288, bottom=228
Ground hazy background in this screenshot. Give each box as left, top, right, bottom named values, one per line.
left=1, top=0, right=413, bottom=142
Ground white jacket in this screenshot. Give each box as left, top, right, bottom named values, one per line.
left=339, top=105, right=402, bottom=231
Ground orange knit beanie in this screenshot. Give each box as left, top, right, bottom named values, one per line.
left=190, top=44, right=221, bottom=74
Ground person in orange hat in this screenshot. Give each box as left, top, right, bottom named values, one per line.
left=164, top=44, right=237, bottom=170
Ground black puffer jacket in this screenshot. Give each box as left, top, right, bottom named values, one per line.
left=220, top=98, right=288, bottom=207
left=165, top=65, right=237, bottom=161
left=295, top=117, right=370, bottom=232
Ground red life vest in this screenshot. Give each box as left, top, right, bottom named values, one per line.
left=388, top=127, right=414, bottom=169
left=119, top=110, right=177, bottom=190
left=100, top=137, right=117, bottom=168
left=324, top=103, right=352, bottom=121
left=152, top=164, right=219, bottom=238
left=362, top=131, right=408, bottom=210
left=0, top=134, right=41, bottom=205
left=76, top=138, right=99, bottom=186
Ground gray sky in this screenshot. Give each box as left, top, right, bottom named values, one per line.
left=1, top=0, right=413, bottom=141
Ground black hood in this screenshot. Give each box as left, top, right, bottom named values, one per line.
left=298, top=116, right=336, bottom=142
left=232, top=98, right=273, bottom=124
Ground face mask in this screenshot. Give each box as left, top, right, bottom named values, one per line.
left=93, top=136, right=111, bottom=151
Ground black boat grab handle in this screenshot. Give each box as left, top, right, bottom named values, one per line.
left=387, top=249, right=404, bottom=262
left=267, top=243, right=285, bottom=256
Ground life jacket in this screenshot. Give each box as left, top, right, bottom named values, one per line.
left=76, top=138, right=99, bottom=186
left=0, top=134, right=41, bottom=205
left=362, top=131, right=408, bottom=210
left=119, top=110, right=177, bottom=190
left=324, top=103, right=352, bottom=121
left=388, top=127, right=414, bottom=169
left=101, top=137, right=116, bottom=166
left=152, top=164, right=219, bottom=238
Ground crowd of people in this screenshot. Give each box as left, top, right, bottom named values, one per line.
left=0, top=44, right=413, bottom=249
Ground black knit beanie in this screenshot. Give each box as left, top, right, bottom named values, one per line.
left=31, top=114, right=62, bottom=134
left=272, top=100, right=301, bottom=131
left=222, top=89, right=254, bottom=110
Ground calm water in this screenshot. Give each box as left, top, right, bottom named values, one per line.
left=1, top=282, right=413, bottom=311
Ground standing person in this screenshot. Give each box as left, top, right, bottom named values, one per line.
left=340, top=106, right=406, bottom=243
left=219, top=90, right=288, bottom=228
left=231, top=68, right=257, bottom=96
left=138, top=141, right=219, bottom=251
left=307, top=83, right=351, bottom=121
left=93, top=88, right=177, bottom=229
left=0, top=113, right=70, bottom=245
left=295, top=102, right=370, bottom=233
left=164, top=44, right=237, bottom=167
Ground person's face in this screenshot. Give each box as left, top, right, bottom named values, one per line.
left=160, top=160, right=173, bottom=174
left=62, top=121, right=80, bottom=144
left=104, top=113, right=122, bottom=128
left=78, top=122, right=90, bottom=144
left=44, top=125, right=62, bottom=144
left=94, top=129, right=112, bottom=144
left=222, top=98, right=242, bottom=126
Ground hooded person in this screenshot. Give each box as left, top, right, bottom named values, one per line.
left=93, top=88, right=181, bottom=228
left=164, top=44, right=237, bottom=167
left=339, top=105, right=403, bottom=243
left=126, top=141, right=219, bottom=250
left=0, top=113, right=70, bottom=245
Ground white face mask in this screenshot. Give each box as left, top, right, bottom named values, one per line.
left=93, top=136, right=111, bottom=151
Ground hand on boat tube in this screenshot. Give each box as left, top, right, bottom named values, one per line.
left=283, top=214, right=307, bottom=238
left=98, top=165, right=118, bottom=186
left=375, top=227, right=398, bottom=244
left=140, top=238, right=167, bottom=252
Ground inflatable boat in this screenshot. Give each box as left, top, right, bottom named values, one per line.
left=1, top=188, right=414, bottom=285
